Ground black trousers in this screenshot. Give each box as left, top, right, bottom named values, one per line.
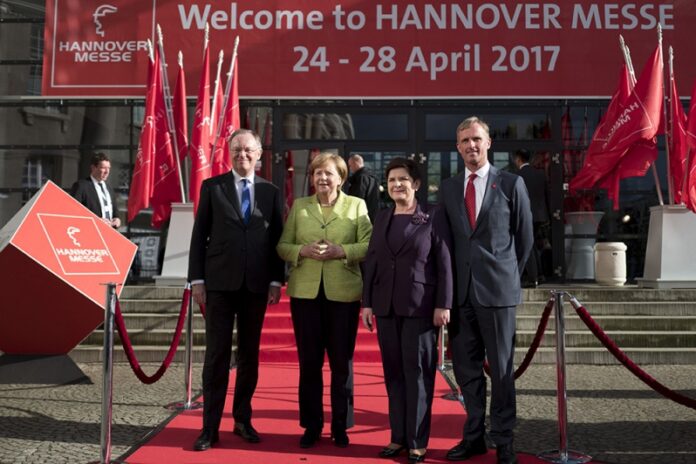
left=451, top=294, right=517, bottom=445
left=202, top=288, right=267, bottom=432
left=376, top=314, right=438, bottom=449
left=290, top=284, right=360, bottom=433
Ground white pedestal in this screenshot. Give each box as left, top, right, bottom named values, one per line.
left=565, top=211, right=604, bottom=280
left=154, top=203, right=194, bottom=287
left=637, top=205, right=696, bottom=288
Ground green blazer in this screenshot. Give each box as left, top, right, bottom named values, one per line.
left=277, top=193, right=373, bottom=302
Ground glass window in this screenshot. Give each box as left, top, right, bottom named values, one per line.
left=283, top=113, right=407, bottom=141
left=426, top=113, right=552, bottom=141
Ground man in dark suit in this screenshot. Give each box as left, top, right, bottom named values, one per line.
left=440, top=117, right=533, bottom=464
left=514, top=149, right=549, bottom=287
left=70, top=152, right=121, bottom=229
left=347, top=154, right=380, bottom=222
left=188, top=129, right=285, bottom=451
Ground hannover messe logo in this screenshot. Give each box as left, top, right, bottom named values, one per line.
left=93, top=4, right=118, bottom=37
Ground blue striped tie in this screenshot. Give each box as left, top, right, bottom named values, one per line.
left=241, top=179, right=251, bottom=224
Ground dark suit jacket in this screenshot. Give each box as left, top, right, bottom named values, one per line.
left=347, top=167, right=379, bottom=222
left=70, top=177, right=119, bottom=220
left=441, top=165, right=533, bottom=308
left=362, top=204, right=453, bottom=318
left=188, top=172, right=285, bottom=293
left=517, top=164, right=549, bottom=223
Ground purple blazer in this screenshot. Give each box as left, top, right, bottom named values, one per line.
left=362, top=204, right=453, bottom=318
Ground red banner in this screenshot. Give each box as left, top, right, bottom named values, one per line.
left=43, top=0, right=696, bottom=98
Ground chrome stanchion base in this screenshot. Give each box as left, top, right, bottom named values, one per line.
left=538, top=449, right=592, bottom=463
left=437, top=365, right=466, bottom=407
left=165, top=400, right=203, bottom=411
left=87, top=459, right=127, bottom=463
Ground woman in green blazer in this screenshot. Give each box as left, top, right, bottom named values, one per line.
left=277, top=152, right=372, bottom=449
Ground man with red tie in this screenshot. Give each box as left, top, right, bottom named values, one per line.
left=440, top=117, right=533, bottom=464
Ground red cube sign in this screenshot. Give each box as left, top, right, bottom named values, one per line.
left=0, top=181, right=137, bottom=354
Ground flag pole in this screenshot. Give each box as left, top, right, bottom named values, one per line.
left=619, top=34, right=665, bottom=206
left=667, top=46, right=678, bottom=205
left=211, top=36, right=240, bottom=152
left=177, top=50, right=190, bottom=196
left=156, top=24, right=187, bottom=204
left=210, top=50, right=225, bottom=137
left=659, top=27, right=674, bottom=205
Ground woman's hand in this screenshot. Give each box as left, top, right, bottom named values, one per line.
left=299, top=240, right=345, bottom=260
left=299, top=240, right=324, bottom=260
left=433, top=308, right=450, bottom=327
left=319, top=239, right=346, bottom=260
left=361, top=307, right=374, bottom=332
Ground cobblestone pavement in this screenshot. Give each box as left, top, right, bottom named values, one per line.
left=0, top=362, right=694, bottom=463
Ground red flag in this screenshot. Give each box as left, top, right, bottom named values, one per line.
left=189, top=43, right=212, bottom=214
left=127, top=50, right=157, bottom=223
left=150, top=47, right=183, bottom=228
left=570, top=45, right=663, bottom=209
left=685, top=78, right=696, bottom=211
left=284, top=150, right=295, bottom=220
left=173, top=55, right=188, bottom=163
left=668, top=74, right=688, bottom=204
left=211, top=55, right=239, bottom=176
left=260, top=111, right=272, bottom=178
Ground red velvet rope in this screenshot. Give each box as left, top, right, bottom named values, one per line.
left=114, top=287, right=190, bottom=384
left=572, top=301, right=696, bottom=410
left=483, top=297, right=555, bottom=379
left=198, top=302, right=206, bottom=318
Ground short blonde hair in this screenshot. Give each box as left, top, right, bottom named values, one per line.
left=309, top=152, right=348, bottom=187
left=456, top=116, right=490, bottom=138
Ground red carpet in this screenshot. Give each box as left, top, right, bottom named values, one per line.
left=127, top=363, right=599, bottom=463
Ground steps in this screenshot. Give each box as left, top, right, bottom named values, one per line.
left=69, top=285, right=696, bottom=365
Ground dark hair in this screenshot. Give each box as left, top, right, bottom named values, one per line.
left=515, top=148, right=531, bottom=163
left=385, top=157, right=421, bottom=183
left=90, top=152, right=110, bottom=166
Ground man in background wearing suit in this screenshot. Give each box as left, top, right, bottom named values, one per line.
left=188, top=129, right=285, bottom=451
left=346, top=154, right=380, bottom=222
left=513, top=149, right=549, bottom=287
left=441, top=117, right=533, bottom=464
left=70, top=152, right=121, bottom=229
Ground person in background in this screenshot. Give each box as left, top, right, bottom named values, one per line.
left=277, top=153, right=372, bottom=449
left=362, top=157, right=453, bottom=464
left=188, top=129, right=285, bottom=452
left=346, top=154, right=380, bottom=222
left=440, top=117, right=533, bottom=464
left=513, top=149, right=550, bottom=288
left=70, top=152, right=121, bottom=229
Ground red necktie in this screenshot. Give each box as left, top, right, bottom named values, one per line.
left=465, top=173, right=477, bottom=228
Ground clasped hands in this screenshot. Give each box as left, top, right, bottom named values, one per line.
left=300, top=239, right=345, bottom=261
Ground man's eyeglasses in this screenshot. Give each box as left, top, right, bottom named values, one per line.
left=231, top=147, right=260, bottom=155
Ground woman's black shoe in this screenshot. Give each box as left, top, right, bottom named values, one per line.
left=378, top=445, right=405, bottom=457
left=408, top=450, right=427, bottom=463
left=299, top=428, right=321, bottom=448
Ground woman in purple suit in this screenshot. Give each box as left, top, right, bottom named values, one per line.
left=361, top=158, right=453, bottom=463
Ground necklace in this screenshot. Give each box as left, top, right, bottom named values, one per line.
left=317, top=195, right=338, bottom=207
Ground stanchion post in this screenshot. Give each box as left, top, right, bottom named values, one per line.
left=436, top=326, right=465, bottom=406
left=166, top=283, right=203, bottom=411
left=538, top=291, right=591, bottom=464
left=89, top=283, right=125, bottom=464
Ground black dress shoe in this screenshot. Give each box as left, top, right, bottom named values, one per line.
left=233, top=422, right=260, bottom=443
left=446, top=437, right=487, bottom=461
left=408, top=450, right=427, bottom=463
left=378, top=445, right=405, bottom=458
left=496, top=442, right=518, bottom=464
left=299, top=428, right=321, bottom=448
left=332, top=430, right=349, bottom=448
left=193, top=429, right=219, bottom=451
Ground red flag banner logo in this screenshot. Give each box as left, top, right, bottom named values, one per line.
left=210, top=74, right=230, bottom=176
left=150, top=47, right=183, bottom=228
left=570, top=45, right=663, bottom=209
left=127, top=51, right=157, bottom=223
left=189, top=44, right=212, bottom=214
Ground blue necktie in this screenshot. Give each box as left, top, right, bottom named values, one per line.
left=241, top=178, right=251, bottom=224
